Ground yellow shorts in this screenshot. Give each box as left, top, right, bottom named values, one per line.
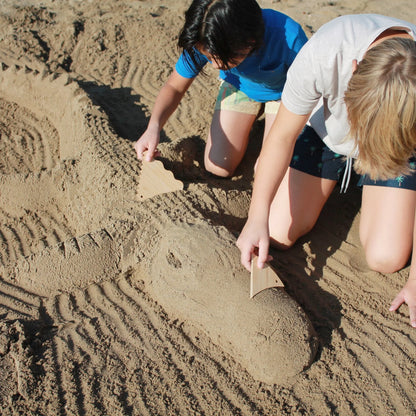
left=214, top=81, right=280, bottom=115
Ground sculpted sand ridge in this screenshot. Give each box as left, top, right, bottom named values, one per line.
left=0, top=60, right=141, bottom=270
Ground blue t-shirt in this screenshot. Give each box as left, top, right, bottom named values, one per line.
left=175, top=9, right=307, bottom=102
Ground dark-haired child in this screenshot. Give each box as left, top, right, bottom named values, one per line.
left=134, top=0, right=307, bottom=177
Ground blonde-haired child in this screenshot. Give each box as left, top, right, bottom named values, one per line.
left=236, top=14, right=416, bottom=328
left=345, top=37, right=416, bottom=180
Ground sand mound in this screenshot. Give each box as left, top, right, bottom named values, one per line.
left=146, top=222, right=317, bottom=384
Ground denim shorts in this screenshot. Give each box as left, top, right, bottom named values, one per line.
left=289, top=125, right=416, bottom=191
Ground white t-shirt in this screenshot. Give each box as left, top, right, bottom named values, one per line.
left=282, top=14, right=416, bottom=157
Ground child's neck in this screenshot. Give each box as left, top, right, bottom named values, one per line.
left=370, top=28, right=413, bottom=49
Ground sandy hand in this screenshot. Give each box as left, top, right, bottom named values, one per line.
left=236, top=219, right=271, bottom=272
left=389, top=277, right=416, bottom=328
left=134, top=127, right=160, bottom=161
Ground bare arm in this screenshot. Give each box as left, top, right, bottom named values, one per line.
left=236, top=103, right=310, bottom=271
left=134, top=69, right=194, bottom=161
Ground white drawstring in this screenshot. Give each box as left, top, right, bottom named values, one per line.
left=340, top=156, right=352, bottom=193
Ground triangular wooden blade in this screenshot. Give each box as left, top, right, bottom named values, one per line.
left=250, top=255, right=284, bottom=298
left=138, top=159, right=183, bottom=200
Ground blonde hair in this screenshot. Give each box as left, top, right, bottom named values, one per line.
left=344, top=37, right=416, bottom=180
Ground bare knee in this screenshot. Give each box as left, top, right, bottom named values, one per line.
left=364, top=244, right=410, bottom=274
left=270, top=222, right=315, bottom=250
left=204, top=158, right=235, bottom=178
left=270, top=238, right=295, bottom=251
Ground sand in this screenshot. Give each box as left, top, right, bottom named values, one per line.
left=0, top=0, right=415, bottom=414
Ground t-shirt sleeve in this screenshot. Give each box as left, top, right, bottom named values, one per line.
left=281, top=41, right=322, bottom=115
left=175, top=49, right=208, bottom=78
left=292, top=27, right=308, bottom=55
left=263, top=9, right=308, bottom=67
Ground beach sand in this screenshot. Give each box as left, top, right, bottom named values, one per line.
left=0, top=0, right=415, bottom=414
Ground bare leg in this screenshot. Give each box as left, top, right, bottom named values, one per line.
left=204, top=109, right=257, bottom=177
left=268, top=168, right=337, bottom=248
left=252, top=112, right=278, bottom=172
left=360, top=185, right=416, bottom=273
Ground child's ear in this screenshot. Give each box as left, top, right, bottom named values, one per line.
left=352, top=59, right=358, bottom=74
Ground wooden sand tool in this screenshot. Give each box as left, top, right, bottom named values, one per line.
left=138, top=159, right=183, bottom=200
left=250, top=255, right=285, bottom=298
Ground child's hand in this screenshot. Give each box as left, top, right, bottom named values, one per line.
left=134, top=127, right=160, bottom=161
left=389, top=277, right=416, bottom=328
left=236, top=218, right=271, bottom=272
